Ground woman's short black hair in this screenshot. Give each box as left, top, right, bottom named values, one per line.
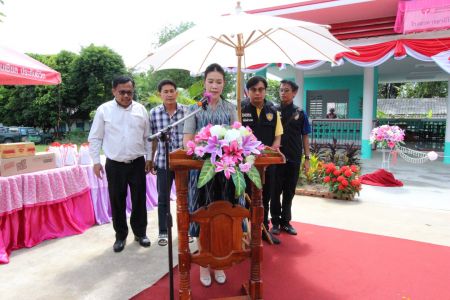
left=246, top=76, right=267, bottom=89
left=204, top=63, right=225, bottom=80
left=157, top=79, right=177, bottom=92
left=112, top=75, right=135, bottom=88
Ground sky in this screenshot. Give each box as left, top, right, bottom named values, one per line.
left=0, top=0, right=292, bottom=69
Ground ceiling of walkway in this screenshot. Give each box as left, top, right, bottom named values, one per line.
left=268, top=55, right=449, bottom=83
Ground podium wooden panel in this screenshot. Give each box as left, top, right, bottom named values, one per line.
left=169, top=148, right=285, bottom=300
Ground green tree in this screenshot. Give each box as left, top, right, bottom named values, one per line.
left=70, top=44, right=126, bottom=120
left=399, top=81, right=448, bottom=98
left=378, top=83, right=402, bottom=98
left=155, top=22, right=195, bottom=47
left=267, top=79, right=281, bottom=103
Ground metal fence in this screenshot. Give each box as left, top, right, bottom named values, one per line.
left=310, top=118, right=446, bottom=151
left=311, top=119, right=363, bottom=148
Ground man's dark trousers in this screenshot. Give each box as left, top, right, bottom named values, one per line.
left=105, top=157, right=147, bottom=240
left=263, top=165, right=276, bottom=229
left=156, top=168, right=174, bottom=234
left=271, top=160, right=300, bottom=226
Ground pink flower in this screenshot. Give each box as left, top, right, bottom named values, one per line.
left=214, top=160, right=236, bottom=179
left=194, top=146, right=205, bottom=157
left=232, top=121, right=242, bottom=129
left=195, top=124, right=212, bottom=142
left=222, top=140, right=243, bottom=163
left=186, top=140, right=196, bottom=155
left=239, top=162, right=251, bottom=173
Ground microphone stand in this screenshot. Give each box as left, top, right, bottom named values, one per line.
left=148, top=101, right=209, bottom=300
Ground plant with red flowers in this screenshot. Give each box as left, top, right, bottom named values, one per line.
left=322, top=162, right=362, bottom=199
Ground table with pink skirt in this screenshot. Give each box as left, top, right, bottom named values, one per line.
left=0, top=165, right=175, bottom=264
left=0, top=166, right=94, bottom=264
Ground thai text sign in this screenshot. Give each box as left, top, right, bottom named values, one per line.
left=403, top=2, right=450, bottom=33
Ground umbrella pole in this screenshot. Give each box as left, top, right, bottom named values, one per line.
left=236, top=56, right=242, bottom=122
left=236, top=36, right=244, bottom=123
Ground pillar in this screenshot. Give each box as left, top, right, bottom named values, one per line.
left=444, top=79, right=450, bottom=164
left=293, top=68, right=304, bottom=108
left=361, top=67, right=375, bottom=159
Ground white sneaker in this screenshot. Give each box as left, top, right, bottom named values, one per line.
left=214, top=270, right=226, bottom=284
left=199, top=266, right=211, bottom=287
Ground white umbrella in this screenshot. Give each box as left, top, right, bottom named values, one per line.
left=144, top=2, right=356, bottom=119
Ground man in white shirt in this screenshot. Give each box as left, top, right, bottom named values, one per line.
left=88, top=75, right=152, bottom=253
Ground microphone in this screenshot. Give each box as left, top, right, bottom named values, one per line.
left=197, top=92, right=212, bottom=108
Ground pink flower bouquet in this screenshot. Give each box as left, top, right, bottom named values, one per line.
left=186, top=122, right=264, bottom=197
left=370, top=125, right=405, bottom=149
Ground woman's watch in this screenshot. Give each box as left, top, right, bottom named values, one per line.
left=304, top=155, right=310, bottom=160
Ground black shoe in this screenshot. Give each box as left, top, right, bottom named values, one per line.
left=270, top=224, right=281, bottom=235
left=113, top=239, right=126, bottom=252
left=282, top=223, right=298, bottom=235
left=135, top=235, right=151, bottom=247
left=262, top=231, right=281, bottom=245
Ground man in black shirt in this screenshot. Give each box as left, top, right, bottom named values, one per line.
left=271, top=80, right=311, bottom=236
left=242, top=76, right=283, bottom=244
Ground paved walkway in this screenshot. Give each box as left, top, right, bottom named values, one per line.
left=1, top=151, right=449, bottom=299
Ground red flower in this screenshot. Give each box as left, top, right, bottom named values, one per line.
left=323, top=176, right=331, bottom=183
left=341, top=179, right=348, bottom=186
left=350, top=165, right=358, bottom=172
left=337, top=175, right=344, bottom=182
left=338, top=184, right=345, bottom=190
left=333, top=170, right=341, bottom=176
left=344, top=170, right=353, bottom=177
left=351, top=179, right=361, bottom=187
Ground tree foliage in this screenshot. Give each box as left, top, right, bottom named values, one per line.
left=70, top=44, right=126, bottom=119
left=378, top=81, right=448, bottom=99
left=0, top=45, right=126, bottom=132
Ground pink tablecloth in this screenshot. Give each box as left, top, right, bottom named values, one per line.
left=0, top=166, right=95, bottom=264
left=80, top=165, right=176, bottom=224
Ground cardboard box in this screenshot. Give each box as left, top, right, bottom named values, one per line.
left=0, top=142, right=36, bottom=159
left=0, top=152, right=56, bottom=177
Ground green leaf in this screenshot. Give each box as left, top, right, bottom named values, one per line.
left=247, top=165, right=262, bottom=189
left=231, top=169, right=246, bottom=198
left=197, top=160, right=216, bottom=188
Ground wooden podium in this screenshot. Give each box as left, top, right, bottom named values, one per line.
left=169, top=149, right=285, bottom=300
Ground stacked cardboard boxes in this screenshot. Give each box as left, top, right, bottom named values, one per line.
left=0, top=142, right=56, bottom=176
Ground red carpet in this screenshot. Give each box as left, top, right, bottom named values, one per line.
left=361, top=168, right=404, bottom=187
left=132, top=223, right=450, bottom=300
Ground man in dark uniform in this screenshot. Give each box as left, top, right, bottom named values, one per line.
left=271, top=79, right=311, bottom=236
left=241, top=76, right=283, bottom=244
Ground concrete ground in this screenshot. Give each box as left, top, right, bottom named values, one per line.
left=1, top=150, right=449, bottom=299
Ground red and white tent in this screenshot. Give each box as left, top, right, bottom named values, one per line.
left=0, top=46, right=62, bottom=85
left=240, top=38, right=450, bottom=74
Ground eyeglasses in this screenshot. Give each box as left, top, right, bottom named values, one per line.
left=118, top=90, right=134, bottom=96
left=249, top=87, right=266, bottom=93
left=279, top=89, right=292, bottom=93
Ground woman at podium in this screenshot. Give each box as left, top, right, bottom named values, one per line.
left=183, top=63, right=240, bottom=287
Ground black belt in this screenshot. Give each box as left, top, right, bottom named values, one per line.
left=107, top=156, right=143, bottom=164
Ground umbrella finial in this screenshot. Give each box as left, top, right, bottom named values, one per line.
left=235, top=1, right=242, bottom=14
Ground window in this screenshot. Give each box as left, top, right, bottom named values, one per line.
left=307, top=89, right=349, bottom=119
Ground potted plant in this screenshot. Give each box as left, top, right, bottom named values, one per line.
left=322, top=162, right=362, bottom=200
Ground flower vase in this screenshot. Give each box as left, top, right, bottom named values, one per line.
left=380, top=147, right=391, bottom=171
